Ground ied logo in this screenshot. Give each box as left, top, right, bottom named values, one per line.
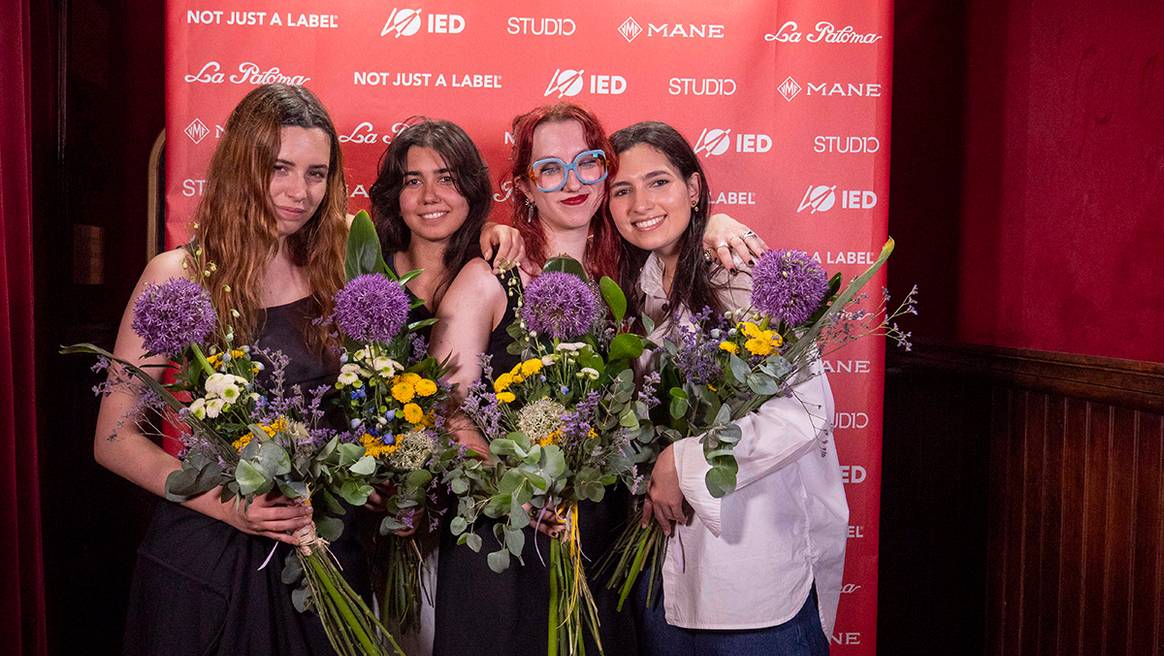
left=544, top=68, right=585, bottom=98
left=184, top=118, right=210, bottom=144
left=381, top=8, right=422, bottom=38
left=692, top=128, right=732, bottom=157
left=798, top=185, right=836, bottom=214
left=618, top=17, right=643, bottom=42
left=778, top=76, right=802, bottom=102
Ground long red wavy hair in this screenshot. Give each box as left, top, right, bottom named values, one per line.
left=507, top=103, right=621, bottom=281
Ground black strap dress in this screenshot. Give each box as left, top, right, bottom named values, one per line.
left=431, top=268, right=638, bottom=656
left=123, top=297, right=369, bottom=656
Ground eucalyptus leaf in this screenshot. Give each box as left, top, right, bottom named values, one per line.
left=315, top=515, right=343, bottom=542
left=705, top=464, right=738, bottom=498
left=728, top=354, right=751, bottom=384
left=504, top=526, right=525, bottom=556
left=487, top=549, right=511, bottom=573
left=746, top=372, right=781, bottom=396
left=349, top=455, right=376, bottom=476
left=281, top=553, right=304, bottom=584
left=542, top=445, right=567, bottom=480
left=619, top=406, right=640, bottom=429
left=450, top=516, right=468, bottom=535
left=235, top=458, right=269, bottom=496
left=380, top=515, right=407, bottom=534
left=291, top=586, right=310, bottom=613
left=464, top=531, right=483, bottom=552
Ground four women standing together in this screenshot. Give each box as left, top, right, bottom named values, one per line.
left=95, top=83, right=844, bottom=655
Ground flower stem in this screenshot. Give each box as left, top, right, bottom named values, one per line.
left=549, top=538, right=561, bottom=656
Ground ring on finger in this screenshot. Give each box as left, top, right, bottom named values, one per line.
left=715, top=242, right=729, bottom=249
left=703, top=249, right=713, bottom=262
left=741, top=229, right=757, bottom=239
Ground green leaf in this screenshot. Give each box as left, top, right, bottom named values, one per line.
left=599, top=276, right=627, bottom=323
left=542, top=256, right=588, bottom=280
left=258, top=441, right=292, bottom=477
left=490, top=439, right=525, bottom=459
left=609, top=333, right=644, bottom=362
left=728, top=354, right=751, bottom=384
left=705, top=464, right=738, bottom=498
left=487, top=549, right=511, bottom=573
left=276, top=479, right=308, bottom=501
left=235, top=458, right=269, bottom=496
left=464, top=531, right=483, bottom=552
left=450, top=516, right=468, bottom=535
left=449, top=477, right=469, bottom=495
left=405, top=469, right=433, bottom=489
left=344, top=210, right=390, bottom=280
left=316, top=515, right=343, bottom=541
left=746, top=373, right=781, bottom=396
left=619, top=406, right=640, bottom=429
left=504, top=525, right=525, bottom=556
left=542, top=445, right=567, bottom=480
left=380, top=515, right=406, bottom=534
left=348, top=455, right=376, bottom=476
left=336, top=443, right=364, bottom=467
left=641, top=313, right=656, bottom=335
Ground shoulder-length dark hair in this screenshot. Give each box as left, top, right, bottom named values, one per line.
left=368, top=118, right=491, bottom=304
left=610, top=121, right=722, bottom=322
left=507, top=103, right=621, bottom=281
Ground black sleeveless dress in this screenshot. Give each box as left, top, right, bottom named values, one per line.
left=123, top=297, right=369, bottom=656
left=431, top=269, right=638, bottom=656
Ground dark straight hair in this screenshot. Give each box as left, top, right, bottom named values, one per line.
left=610, top=121, right=723, bottom=324
left=369, top=118, right=491, bottom=304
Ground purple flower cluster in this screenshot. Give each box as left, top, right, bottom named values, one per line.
left=751, top=250, right=829, bottom=326
left=673, top=307, right=722, bottom=385
left=520, top=272, right=599, bottom=340
left=562, top=391, right=600, bottom=442
left=333, top=274, right=411, bottom=343
left=131, top=278, right=217, bottom=356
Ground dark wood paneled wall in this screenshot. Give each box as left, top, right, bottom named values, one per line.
left=881, top=343, right=1164, bottom=656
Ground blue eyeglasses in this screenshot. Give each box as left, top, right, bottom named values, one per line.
left=528, top=149, right=608, bottom=193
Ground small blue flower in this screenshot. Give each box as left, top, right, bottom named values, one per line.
left=385, top=434, right=397, bottom=445
left=384, top=409, right=396, bottom=420
left=560, top=385, right=571, bottom=395
left=350, top=418, right=363, bottom=429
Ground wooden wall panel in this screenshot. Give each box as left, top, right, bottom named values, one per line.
left=883, top=344, right=1164, bottom=656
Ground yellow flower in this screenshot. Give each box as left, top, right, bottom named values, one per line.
left=232, top=432, right=254, bottom=452
left=744, top=337, right=774, bottom=356
left=391, top=381, right=416, bottom=403
left=770, top=333, right=784, bottom=348
left=739, top=321, right=764, bottom=339
left=265, top=416, right=288, bottom=436
left=719, top=341, right=739, bottom=354
left=509, top=363, right=523, bottom=377
left=414, top=378, right=438, bottom=397
left=520, top=359, right=543, bottom=377
left=538, top=429, right=563, bottom=447
left=494, top=373, right=514, bottom=393
left=402, top=403, right=424, bottom=424
left=397, top=372, right=421, bottom=385
left=587, top=428, right=598, bottom=440
left=360, top=432, right=399, bottom=458
left=511, top=373, right=526, bottom=384
left=496, top=391, right=516, bottom=404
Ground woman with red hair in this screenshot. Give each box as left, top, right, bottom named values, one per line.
left=428, top=103, right=763, bottom=655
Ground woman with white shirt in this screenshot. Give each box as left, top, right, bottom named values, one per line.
left=607, top=121, right=848, bottom=655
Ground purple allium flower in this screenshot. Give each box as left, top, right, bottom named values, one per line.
left=131, top=278, right=217, bottom=356
left=333, top=274, right=411, bottom=342
left=520, top=272, right=599, bottom=340
left=751, top=250, right=829, bottom=326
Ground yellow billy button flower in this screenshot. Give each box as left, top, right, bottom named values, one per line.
left=538, top=429, right=563, bottom=447
left=398, top=372, right=422, bottom=385
left=414, top=378, right=438, bottom=397
left=520, top=358, right=543, bottom=377
left=739, top=321, right=763, bottom=339
left=719, top=341, right=739, bottom=354
left=496, top=391, right=516, bottom=404
left=493, top=373, right=514, bottom=393
left=391, top=381, right=416, bottom=403
left=232, top=432, right=254, bottom=452
left=402, top=402, right=424, bottom=424
left=360, top=432, right=399, bottom=458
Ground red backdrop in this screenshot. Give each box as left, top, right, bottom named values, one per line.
left=164, top=1, right=893, bottom=651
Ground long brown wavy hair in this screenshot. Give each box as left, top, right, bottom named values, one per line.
left=508, top=103, right=621, bottom=281
left=190, top=84, right=346, bottom=352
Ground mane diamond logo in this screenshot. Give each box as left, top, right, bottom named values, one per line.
left=184, top=118, right=210, bottom=144
left=618, top=17, right=643, bottom=42
left=778, top=76, right=803, bottom=102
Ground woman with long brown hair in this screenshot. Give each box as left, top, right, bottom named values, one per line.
left=95, top=83, right=361, bottom=655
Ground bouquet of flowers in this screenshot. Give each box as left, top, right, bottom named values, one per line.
left=331, top=211, right=462, bottom=634
left=444, top=258, right=651, bottom=656
left=604, top=238, right=915, bottom=610
left=64, top=239, right=403, bottom=656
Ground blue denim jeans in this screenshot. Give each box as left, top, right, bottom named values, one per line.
left=637, top=581, right=830, bottom=656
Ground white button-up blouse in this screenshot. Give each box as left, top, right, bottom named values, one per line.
left=638, top=253, right=848, bottom=634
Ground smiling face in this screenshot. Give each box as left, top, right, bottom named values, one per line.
left=521, top=120, right=605, bottom=234
left=268, top=126, right=331, bottom=238
left=607, top=143, right=701, bottom=257
left=398, top=145, right=471, bottom=244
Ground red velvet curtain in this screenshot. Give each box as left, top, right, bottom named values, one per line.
left=0, top=0, right=48, bottom=654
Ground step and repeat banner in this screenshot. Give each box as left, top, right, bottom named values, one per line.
left=166, top=1, right=892, bottom=652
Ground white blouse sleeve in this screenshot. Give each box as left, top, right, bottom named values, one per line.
left=672, top=359, right=835, bottom=537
